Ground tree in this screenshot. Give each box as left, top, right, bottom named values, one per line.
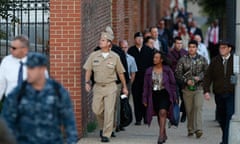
left=0, top=0, right=10, bottom=20
left=198, top=0, right=226, bottom=20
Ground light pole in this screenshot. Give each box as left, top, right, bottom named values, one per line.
left=228, top=0, right=240, bottom=143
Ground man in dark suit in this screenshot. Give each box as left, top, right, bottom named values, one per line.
left=204, top=41, right=234, bottom=144
left=158, top=19, right=173, bottom=48
left=128, top=32, right=153, bottom=125
left=188, top=20, right=203, bottom=42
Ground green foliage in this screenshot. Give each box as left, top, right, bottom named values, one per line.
left=0, top=0, right=11, bottom=19
left=198, top=0, right=226, bottom=19
left=87, top=121, right=97, bottom=133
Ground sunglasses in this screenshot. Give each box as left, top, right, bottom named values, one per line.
left=10, top=46, right=22, bottom=50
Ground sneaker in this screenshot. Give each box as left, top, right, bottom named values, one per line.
left=195, top=130, right=203, bottom=138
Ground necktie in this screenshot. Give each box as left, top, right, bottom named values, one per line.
left=223, top=58, right=228, bottom=75
left=213, top=29, right=217, bottom=44
left=18, top=61, right=24, bottom=85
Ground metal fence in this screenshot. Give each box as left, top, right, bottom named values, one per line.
left=0, top=0, right=49, bottom=60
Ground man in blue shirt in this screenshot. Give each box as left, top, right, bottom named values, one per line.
left=2, top=52, right=78, bottom=144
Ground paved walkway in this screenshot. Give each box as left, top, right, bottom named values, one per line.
left=78, top=98, right=221, bottom=144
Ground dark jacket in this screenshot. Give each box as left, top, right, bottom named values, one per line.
left=203, top=54, right=234, bottom=94
left=175, top=54, right=209, bottom=89
left=158, top=28, right=173, bottom=49
left=188, top=27, right=203, bottom=42
left=168, top=48, right=188, bottom=72
left=142, top=66, right=177, bottom=126
left=128, top=45, right=153, bottom=74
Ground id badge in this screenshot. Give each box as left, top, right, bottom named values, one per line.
left=153, top=85, right=158, bottom=91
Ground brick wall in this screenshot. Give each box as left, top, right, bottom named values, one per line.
left=49, top=0, right=165, bottom=137
left=49, top=0, right=83, bottom=136
left=80, top=0, right=112, bottom=136
left=112, top=0, right=125, bottom=44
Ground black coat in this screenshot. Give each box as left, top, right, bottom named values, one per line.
left=127, top=45, right=153, bottom=73
left=203, top=54, right=234, bottom=94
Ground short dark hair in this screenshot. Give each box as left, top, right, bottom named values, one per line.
left=188, top=40, right=198, bottom=47
left=174, top=36, right=182, bottom=43
left=144, top=36, right=154, bottom=44
left=153, top=51, right=171, bottom=65
left=149, top=26, right=158, bottom=32
left=12, top=35, right=29, bottom=48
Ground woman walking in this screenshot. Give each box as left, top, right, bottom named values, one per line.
left=143, top=51, right=177, bottom=144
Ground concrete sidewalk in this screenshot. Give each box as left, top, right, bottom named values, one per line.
left=78, top=99, right=221, bottom=144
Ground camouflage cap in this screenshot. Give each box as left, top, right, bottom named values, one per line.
left=25, top=52, right=48, bottom=68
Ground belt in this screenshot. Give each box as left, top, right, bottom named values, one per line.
left=95, top=82, right=115, bottom=87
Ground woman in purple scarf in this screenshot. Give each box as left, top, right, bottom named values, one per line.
left=143, top=51, right=177, bottom=144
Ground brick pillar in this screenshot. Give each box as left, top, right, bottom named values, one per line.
left=112, top=0, right=125, bottom=44
left=49, top=0, right=83, bottom=136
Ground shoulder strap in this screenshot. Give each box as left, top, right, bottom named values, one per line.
left=50, top=79, right=62, bottom=99
left=17, top=81, right=28, bottom=104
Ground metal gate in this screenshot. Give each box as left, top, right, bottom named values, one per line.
left=0, top=0, right=49, bottom=60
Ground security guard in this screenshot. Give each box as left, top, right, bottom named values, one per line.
left=2, top=52, right=78, bottom=144
left=84, top=26, right=128, bottom=143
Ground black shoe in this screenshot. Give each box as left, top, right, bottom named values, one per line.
left=180, top=113, right=186, bottom=123
left=115, top=126, right=120, bottom=132
left=111, top=132, right=116, bottom=137
left=135, top=121, right=141, bottom=125
left=158, top=136, right=164, bottom=144
left=101, top=136, right=110, bottom=143
left=119, top=126, right=125, bottom=131
left=100, top=130, right=103, bottom=138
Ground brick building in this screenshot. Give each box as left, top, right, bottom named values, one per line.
left=49, top=0, right=170, bottom=137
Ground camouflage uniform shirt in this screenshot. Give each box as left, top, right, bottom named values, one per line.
left=1, top=79, right=78, bottom=144
left=175, top=54, right=208, bottom=89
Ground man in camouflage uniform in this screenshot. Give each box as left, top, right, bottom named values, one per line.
left=175, top=40, right=208, bottom=139
left=1, top=52, right=78, bottom=144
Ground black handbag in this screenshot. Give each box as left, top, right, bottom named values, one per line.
left=120, top=97, right=133, bottom=127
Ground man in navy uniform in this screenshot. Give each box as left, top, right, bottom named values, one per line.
left=2, top=52, right=78, bottom=144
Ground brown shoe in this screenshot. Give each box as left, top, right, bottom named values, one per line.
left=195, top=130, right=203, bottom=138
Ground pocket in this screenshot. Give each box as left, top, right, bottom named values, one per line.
left=107, top=63, right=115, bottom=69
left=93, top=62, right=101, bottom=71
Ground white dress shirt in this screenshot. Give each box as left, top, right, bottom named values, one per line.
left=0, top=55, right=27, bottom=100
left=153, top=39, right=161, bottom=51
left=197, top=43, right=210, bottom=64
left=205, top=26, right=219, bottom=47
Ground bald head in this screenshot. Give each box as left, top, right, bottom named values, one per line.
left=119, top=40, right=129, bottom=53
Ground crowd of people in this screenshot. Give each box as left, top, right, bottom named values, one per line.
left=0, top=6, right=233, bottom=144
left=83, top=7, right=233, bottom=144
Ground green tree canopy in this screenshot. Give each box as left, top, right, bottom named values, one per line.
left=0, top=0, right=10, bottom=19
left=198, top=0, right=226, bottom=19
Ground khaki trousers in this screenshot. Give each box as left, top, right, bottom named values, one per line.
left=92, top=82, right=117, bottom=138
left=182, top=89, right=204, bottom=133
left=114, top=84, right=122, bottom=129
